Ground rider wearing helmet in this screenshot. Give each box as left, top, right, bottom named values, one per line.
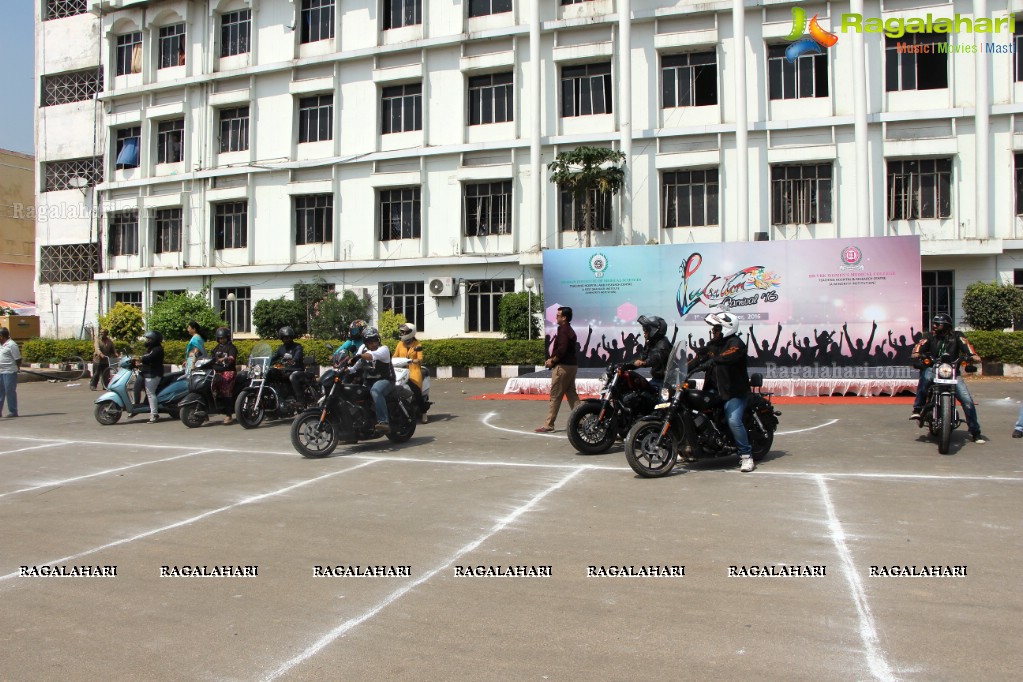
left=909, top=314, right=986, bottom=443
left=212, top=327, right=239, bottom=422
left=349, top=325, right=394, bottom=432
left=394, top=322, right=428, bottom=423
left=270, top=326, right=311, bottom=404
left=698, top=309, right=755, bottom=472
left=632, top=315, right=672, bottom=388
left=332, top=319, right=367, bottom=364
left=137, top=330, right=165, bottom=423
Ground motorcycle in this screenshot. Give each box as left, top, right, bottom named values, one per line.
left=234, top=342, right=321, bottom=429
left=566, top=362, right=660, bottom=454
left=178, top=355, right=251, bottom=428
left=915, top=353, right=976, bottom=454
left=94, top=355, right=189, bottom=425
left=290, top=344, right=419, bottom=458
left=624, top=342, right=780, bottom=478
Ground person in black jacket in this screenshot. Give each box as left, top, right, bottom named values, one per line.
left=136, top=330, right=165, bottom=423
left=211, top=327, right=239, bottom=424
left=535, top=306, right=579, bottom=433
left=632, top=315, right=672, bottom=390
left=271, top=326, right=310, bottom=403
left=699, top=310, right=755, bottom=472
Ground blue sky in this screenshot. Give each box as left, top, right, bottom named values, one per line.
left=0, top=2, right=36, bottom=155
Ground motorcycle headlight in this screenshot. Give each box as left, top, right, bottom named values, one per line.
left=936, top=363, right=954, bottom=380
left=660, top=386, right=672, bottom=401
left=251, top=364, right=264, bottom=379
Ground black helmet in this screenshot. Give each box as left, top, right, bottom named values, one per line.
left=362, top=326, right=380, bottom=343
left=215, top=326, right=231, bottom=342
left=637, top=315, right=668, bottom=342
left=349, top=319, right=366, bottom=341
left=279, top=326, right=295, bottom=341
left=932, top=313, right=953, bottom=335
left=143, top=330, right=163, bottom=347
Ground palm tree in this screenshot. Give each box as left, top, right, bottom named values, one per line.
left=548, top=146, right=626, bottom=248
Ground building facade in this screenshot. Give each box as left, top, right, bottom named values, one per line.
left=0, top=149, right=36, bottom=303
left=34, top=0, right=1023, bottom=338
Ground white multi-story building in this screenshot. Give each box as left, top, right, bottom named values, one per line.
left=33, top=0, right=1023, bottom=338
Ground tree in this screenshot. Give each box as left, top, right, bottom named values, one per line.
left=145, top=291, right=228, bottom=341
left=499, top=291, right=544, bottom=340
left=962, top=281, right=1023, bottom=331
left=294, top=277, right=333, bottom=334
left=252, top=298, right=307, bottom=339
left=98, top=302, right=144, bottom=343
left=548, top=146, right=626, bottom=248
left=309, top=290, right=371, bottom=340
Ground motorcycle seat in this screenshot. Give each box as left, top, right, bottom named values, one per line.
left=157, top=371, right=185, bottom=393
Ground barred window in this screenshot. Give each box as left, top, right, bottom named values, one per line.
left=468, top=73, right=513, bottom=125
left=466, top=279, right=513, bottom=333
left=381, top=84, right=422, bottom=134
left=298, top=94, right=333, bottom=143
left=380, top=281, right=424, bottom=330
left=45, top=0, right=87, bottom=20
left=214, top=201, right=248, bottom=250
left=116, top=32, right=143, bottom=76
left=219, top=106, right=249, bottom=152
left=158, top=24, right=186, bottom=69
left=464, top=181, right=512, bottom=236
left=887, top=159, right=952, bottom=221
left=379, top=187, right=421, bottom=241
left=295, top=195, right=333, bottom=245
left=157, top=119, right=185, bottom=164
left=42, top=69, right=103, bottom=106
left=221, top=9, right=252, bottom=57
left=112, top=291, right=143, bottom=308
left=115, top=126, right=141, bottom=169
left=768, top=45, right=828, bottom=100
left=108, top=211, right=139, bottom=256
left=561, top=62, right=612, bottom=117
left=301, top=0, right=335, bottom=43
left=770, top=164, right=833, bottom=225
left=218, top=287, right=251, bottom=333
left=44, top=157, right=104, bottom=192
left=559, top=188, right=612, bottom=232
left=662, top=169, right=719, bottom=228
left=40, top=243, right=100, bottom=283
left=468, top=0, right=511, bottom=17
left=154, top=208, right=182, bottom=253
left=384, top=0, right=422, bottom=30
left=662, top=52, right=718, bottom=107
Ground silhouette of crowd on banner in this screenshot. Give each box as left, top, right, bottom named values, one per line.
left=545, top=322, right=923, bottom=370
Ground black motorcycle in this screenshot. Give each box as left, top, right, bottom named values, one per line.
left=178, top=356, right=250, bottom=428
left=290, top=346, right=418, bottom=458
left=624, top=341, right=780, bottom=478
left=234, top=342, right=321, bottom=429
left=567, top=362, right=660, bottom=454
left=915, top=353, right=976, bottom=454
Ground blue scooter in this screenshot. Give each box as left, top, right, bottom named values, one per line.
left=94, top=355, right=189, bottom=425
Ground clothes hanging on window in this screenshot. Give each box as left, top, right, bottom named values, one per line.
left=116, top=138, right=139, bottom=167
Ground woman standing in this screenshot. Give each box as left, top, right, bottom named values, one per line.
left=185, top=321, right=207, bottom=375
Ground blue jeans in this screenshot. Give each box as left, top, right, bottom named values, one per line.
left=1015, top=404, right=1023, bottom=433
left=913, top=368, right=981, bottom=435
left=723, top=394, right=751, bottom=457
left=0, top=372, right=18, bottom=416
left=370, top=380, right=394, bottom=424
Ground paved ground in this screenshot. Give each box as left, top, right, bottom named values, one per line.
left=1, top=377, right=1021, bottom=681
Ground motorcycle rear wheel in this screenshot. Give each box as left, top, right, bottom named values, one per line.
left=180, top=403, right=206, bottom=429
left=235, top=390, right=265, bottom=430
left=94, top=400, right=123, bottom=426
left=938, top=393, right=953, bottom=455
left=567, top=402, right=617, bottom=454
left=291, top=411, right=338, bottom=458
left=624, top=421, right=680, bottom=478
left=750, top=430, right=774, bottom=462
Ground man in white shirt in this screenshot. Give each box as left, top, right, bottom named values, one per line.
left=349, top=326, right=393, bottom=433
left=0, top=327, right=23, bottom=418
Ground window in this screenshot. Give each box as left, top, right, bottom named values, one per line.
left=561, top=62, right=612, bottom=117
left=662, top=169, right=719, bottom=228
left=384, top=0, right=422, bottom=30
left=466, top=279, right=513, bottom=333
left=112, top=291, right=143, bottom=308
left=153, top=208, right=182, bottom=253
left=217, top=287, right=251, bottom=333
left=1016, top=22, right=1023, bottom=82
left=662, top=52, right=717, bottom=107
left=561, top=0, right=592, bottom=4
left=380, top=281, right=424, bottom=330
left=469, top=0, right=511, bottom=18
left=770, top=164, right=833, bottom=225
left=381, top=84, right=422, bottom=133
left=158, top=24, right=186, bottom=69
left=108, top=211, right=139, bottom=256
left=887, top=159, right=952, bottom=220
left=468, top=73, right=513, bottom=125
left=295, top=195, right=333, bottom=245
left=298, top=94, right=333, bottom=143
left=921, top=271, right=953, bottom=330
left=559, top=188, right=612, bottom=232
left=1017, top=153, right=1023, bottom=217
left=42, top=69, right=103, bottom=106
left=157, top=119, right=184, bottom=164
left=219, top=106, right=249, bottom=152
left=115, top=32, right=142, bottom=76
left=464, top=181, right=512, bottom=236
left=886, top=34, right=947, bottom=92
left=379, top=187, right=421, bottom=241
left=301, top=0, right=335, bottom=43
left=768, top=45, right=828, bottom=100
left=221, top=9, right=252, bottom=57
left=115, top=126, right=141, bottom=169
left=46, top=0, right=87, bottom=20
left=214, top=201, right=248, bottom=250
left=44, top=157, right=103, bottom=192
left=40, top=243, right=100, bottom=283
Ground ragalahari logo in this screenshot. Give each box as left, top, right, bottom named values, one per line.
left=784, top=7, right=839, bottom=62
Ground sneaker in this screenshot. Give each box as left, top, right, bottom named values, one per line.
left=374, top=421, right=390, bottom=433
left=1013, top=430, right=1023, bottom=439
left=909, top=410, right=922, bottom=420
left=421, top=413, right=429, bottom=424
left=147, top=416, right=159, bottom=424
left=971, top=432, right=988, bottom=444
left=740, top=456, right=755, bottom=472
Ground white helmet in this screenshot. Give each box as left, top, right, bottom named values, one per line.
left=399, top=323, right=416, bottom=344
left=704, top=310, right=739, bottom=338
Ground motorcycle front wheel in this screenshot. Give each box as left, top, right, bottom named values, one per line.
left=94, top=400, right=123, bottom=425
left=291, top=411, right=339, bottom=458
left=386, top=404, right=417, bottom=443
left=180, top=402, right=206, bottom=429
left=567, top=402, right=617, bottom=454
left=938, top=393, right=953, bottom=454
left=624, top=420, right=680, bottom=478
left=235, top=389, right=265, bottom=430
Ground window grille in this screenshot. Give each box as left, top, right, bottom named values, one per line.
left=44, top=157, right=104, bottom=192
left=40, top=243, right=100, bottom=283
left=108, top=211, right=139, bottom=256
left=886, top=159, right=952, bottom=221
left=295, top=195, right=333, bottom=245
left=112, top=291, right=143, bottom=308
left=770, top=164, right=833, bottom=225
left=217, top=287, right=252, bottom=333
left=42, top=69, right=103, bottom=106
left=466, top=279, right=513, bottom=333
left=559, top=189, right=612, bottom=232
left=46, top=0, right=87, bottom=20
left=379, top=188, right=421, bottom=240
left=214, top=201, right=248, bottom=250
left=662, top=169, right=719, bottom=228
left=380, top=281, right=424, bottom=330
left=464, top=181, right=512, bottom=236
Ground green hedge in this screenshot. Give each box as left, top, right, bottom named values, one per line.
left=965, top=330, right=1023, bottom=365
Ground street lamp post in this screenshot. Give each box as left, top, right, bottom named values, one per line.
left=53, top=297, right=61, bottom=339
left=524, top=278, right=535, bottom=340
left=226, top=292, right=237, bottom=330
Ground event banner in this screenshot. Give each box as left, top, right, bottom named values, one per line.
left=541, top=235, right=922, bottom=372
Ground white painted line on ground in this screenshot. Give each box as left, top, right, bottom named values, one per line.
left=354, top=453, right=625, bottom=471
left=0, top=449, right=218, bottom=500
left=482, top=411, right=564, bottom=438
left=0, top=460, right=378, bottom=584
left=0, top=434, right=200, bottom=451
left=776, top=419, right=840, bottom=435
left=763, top=471, right=1023, bottom=483
left=261, top=466, right=587, bottom=681
left=815, top=474, right=897, bottom=682
left=0, top=441, right=72, bottom=455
